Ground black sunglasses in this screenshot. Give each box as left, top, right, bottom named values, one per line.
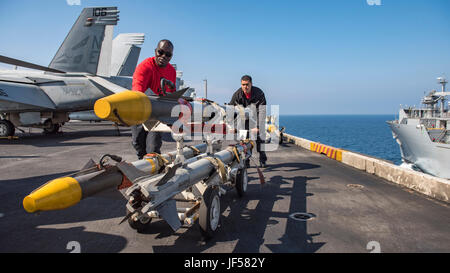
left=156, top=49, right=173, bottom=58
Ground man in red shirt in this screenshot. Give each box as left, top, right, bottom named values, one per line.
left=131, top=39, right=176, bottom=159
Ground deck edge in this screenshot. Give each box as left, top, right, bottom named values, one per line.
left=283, top=133, right=450, bottom=203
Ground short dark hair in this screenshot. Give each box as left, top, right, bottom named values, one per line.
left=158, top=39, right=174, bottom=49
left=241, top=75, right=252, bottom=83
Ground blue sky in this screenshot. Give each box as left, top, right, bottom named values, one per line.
left=1, top=0, right=449, bottom=114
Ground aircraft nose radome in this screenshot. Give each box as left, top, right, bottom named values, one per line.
left=22, top=177, right=82, bottom=213
left=94, top=90, right=152, bottom=125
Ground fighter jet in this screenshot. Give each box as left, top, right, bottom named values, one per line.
left=68, top=32, right=145, bottom=122
left=0, top=7, right=144, bottom=137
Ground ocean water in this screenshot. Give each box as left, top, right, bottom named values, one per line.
left=279, top=115, right=402, bottom=165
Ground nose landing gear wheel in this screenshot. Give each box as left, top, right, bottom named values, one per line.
left=43, top=120, right=60, bottom=134
left=0, top=120, right=15, bottom=137
left=199, top=187, right=221, bottom=239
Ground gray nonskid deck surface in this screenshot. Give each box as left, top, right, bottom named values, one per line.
left=0, top=122, right=449, bottom=253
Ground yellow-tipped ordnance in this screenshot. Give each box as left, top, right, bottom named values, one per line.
left=22, top=143, right=214, bottom=213
left=94, top=90, right=152, bottom=125
left=23, top=177, right=82, bottom=213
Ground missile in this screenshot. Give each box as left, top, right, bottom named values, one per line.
left=93, top=89, right=232, bottom=134
left=94, top=89, right=193, bottom=126
left=123, top=140, right=254, bottom=231
left=23, top=142, right=218, bottom=213
left=94, top=90, right=152, bottom=125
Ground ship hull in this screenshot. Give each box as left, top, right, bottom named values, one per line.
left=388, top=121, right=450, bottom=179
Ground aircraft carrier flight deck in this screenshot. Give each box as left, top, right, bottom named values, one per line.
left=0, top=122, right=449, bottom=253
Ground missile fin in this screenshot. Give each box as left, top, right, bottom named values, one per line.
left=142, top=120, right=159, bottom=132
left=156, top=199, right=181, bottom=231
left=159, top=87, right=190, bottom=100
left=81, top=159, right=97, bottom=171
left=155, top=162, right=182, bottom=186
left=119, top=210, right=135, bottom=225
left=116, top=162, right=153, bottom=183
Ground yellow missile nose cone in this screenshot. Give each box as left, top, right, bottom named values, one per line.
left=23, top=196, right=37, bottom=213
left=94, top=99, right=112, bottom=120
left=94, top=90, right=152, bottom=125
left=22, top=177, right=82, bottom=213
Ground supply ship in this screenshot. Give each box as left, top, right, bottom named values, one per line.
left=387, top=77, right=450, bottom=179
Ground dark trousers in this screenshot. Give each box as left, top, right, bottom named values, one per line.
left=131, top=124, right=162, bottom=159
left=245, top=127, right=267, bottom=164
left=256, top=137, right=267, bottom=163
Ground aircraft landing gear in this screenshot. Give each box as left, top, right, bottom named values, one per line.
left=43, top=119, right=61, bottom=134
left=0, top=120, right=15, bottom=137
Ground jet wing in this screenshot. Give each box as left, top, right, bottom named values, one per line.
left=86, top=75, right=128, bottom=94
left=0, top=75, right=37, bottom=85
left=0, top=55, right=65, bottom=74
left=0, top=80, right=56, bottom=112
left=0, top=75, right=63, bottom=85
left=25, top=77, right=65, bottom=85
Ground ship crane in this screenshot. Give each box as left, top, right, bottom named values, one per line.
left=436, top=77, right=449, bottom=114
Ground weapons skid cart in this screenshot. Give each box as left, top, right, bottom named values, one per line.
left=122, top=137, right=254, bottom=238
left=23, top=88, right=259, bottom=239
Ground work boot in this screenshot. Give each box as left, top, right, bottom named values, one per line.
left=260, top=161, right=267, bottom=168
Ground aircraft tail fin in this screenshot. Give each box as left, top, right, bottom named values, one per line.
left=48, top=7, right=119, bottom=75
left=111, top=33, right=145, bottom=77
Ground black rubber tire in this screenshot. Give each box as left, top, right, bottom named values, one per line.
left=43, top=120, right=60, bottom=134
left=127, top=210, right=152, bottom=233
left=199, top=187, right=221, bottom=239
left=0, top=120, right=15, bottom=137
left=235, top=167, right=248, bottom=197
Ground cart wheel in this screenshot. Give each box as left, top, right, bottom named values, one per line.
left=235, top=167, right=248, bottom=197
left=199, top=187, right=221, bottom=239
left=127, top=210, right=152, bottom=233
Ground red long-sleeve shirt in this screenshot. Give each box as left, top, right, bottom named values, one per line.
left=132, top=57, right=176, bottom=95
